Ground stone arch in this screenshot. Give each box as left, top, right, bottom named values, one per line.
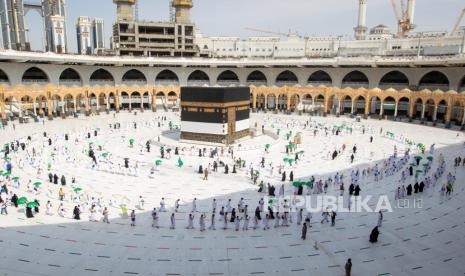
left=314, top=94, right=325, bottom=114
left=187, top=70, right=210, bottom=85
left=381, top=96, right=396, bottom=116
left=217, top=70, right=239, bottom=85
left=436, top=99, right=448, bottom=122
left=451, top=101, right=463, bottom=123
left=424, top=99, right=436, bottom=121
left=63, top=94, right=74, bottom=114
left=342, top=71, right=369, bottom=88
left=397, top=97, right=410, bottom=117
left=412, top=98, right=423, bottom=119
left=341, top=95, right=352, bottom=114
left=0, top=68, right=10, bottom=84
left=368, top=96, right=382, bottom=115
left=266, top=93, right=276, bottom=109
left=22, top=67, right=49, bottom=84
left=167, top=91, right=178, bottom=107
left=90, top=68, right=115, bottom=85
left=59, top=68, right=82, bottom=85
left=419, top=71, right=449, bottom=90
left=354, top=95, right=366, bottom=115
left=256, top=93, right=266, bottom=109
left=246, top=70, right=267, bottom=85
left=108, top=92, right=117, bottom=110
left=156, top=70, right=179, bottom=84
left=379, top=71, right=409, bottom=89
left=130, top=91, right=142, bottom=109
left=308, top=70, right=332, bottom=85
left=120, top=91, right=130, bottom=110
left=289, top=94, right=300, bottom=111
left=276, top=70, right=298, bottom=85
left=122, top=69, right=147, bottom=84
left=277, top=94, right=288, bottom=110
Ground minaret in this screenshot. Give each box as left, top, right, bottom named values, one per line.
left=113, top=0, right=135, bottom=21
left=354, top=0, right=368, bottom=40
left=172, top=0, right=193, bottom=24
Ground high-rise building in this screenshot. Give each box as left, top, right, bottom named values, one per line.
left=0, top=0, right=29, bottom=50
left=76, top=16, right=92, bottom=55
left=92, top=18, right=105, bottom=54
left=112, top=0, right=196, bottom=57
left=43, top=0, right=67, bottom=53
left=114, top=0, right=135, bottom=22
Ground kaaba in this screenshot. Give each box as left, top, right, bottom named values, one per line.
left=180, top=87, right=250, bottom=144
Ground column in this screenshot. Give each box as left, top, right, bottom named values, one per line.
left=128, top=96, right=132, bottom=111
left=337, top=98, right=341, bottom=114
left=408, top=100, right=414, bottom=118
left=33, top=98, right=37, bottom=116
left=394, top=102, right=398, bottom=117
left=116, top=93, right=121, bottom=112
left=433, top=105, right=438, bottom=121
left=106, top=96, right=110, bottom=111
left=73, top=98, right=77, bottom=113
left=140, top=95, right=144, bottom=111
left=364, top=98, right=370, bottom=116
left=252, top=94, right=257, bottom=109
left=61, top=99, right=65, bottom=114
left=96, top=98, right=100, bottom=112
left=47, top=99, right=52, bottom=117
left=264, top=96, right=268, bottom=110
left=379, top=101, right=384, bottom=116
left=38, top=98, right=43, bottom=116
left=461, top=107, right=465, bottom=125
left=84, top=96, right=89, bottom=114
left=421, top=104, right=426, bottom=120
left=351, top=100, right=355, bottom=114
left=0, top=101, right=5, bottom=121
left=151, top=93, right=156, bottom=112
left=286, top=96, right=291, bottom=111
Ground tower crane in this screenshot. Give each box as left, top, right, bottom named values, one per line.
left=390, top=0, right=415, bottom=37
left=450, top=8, right=465, bottom=36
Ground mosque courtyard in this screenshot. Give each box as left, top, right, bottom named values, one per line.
left=0, top=111, right=465, bottom=276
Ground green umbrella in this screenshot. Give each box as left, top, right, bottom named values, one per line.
left=26, top=201, right=38, bottom=208
left=416, top=170, right=423, bottom=173
left=155, top=160, right=162, bottom=165
left=305, top=181, right=314, bottom=187
left=3, top=171, right=11, bottom=176
left=288, top=158, right=295, bottom=164
left=17, top=197, right=28, bottom=205
left=417, top=143, right=424, bottom=148
left=74, top=187, right=82, bottom=193
left=288, top=143, right=296, bottom=148
left=177, top=158, right=184, bottom=168
left=427, top=156, right=433, bottom=161
left=4, top=157, right=10, bottom=161
left=33, top=182, right=41, bottom=187
left=101, top=152, right=109, bottom=157
left=265, top=144, right=270, bottom=149
left=283, top=157, right=289, bottom=162
left=129, top=139, right=135, bottom=144
left=12, top=176, right=19, bottom=181
left=415, top=156, right=423, bottom=160
left=292, top=181, right=303, bottom=187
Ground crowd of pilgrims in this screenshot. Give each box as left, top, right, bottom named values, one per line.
left=0, top=114, right=461, bottom=244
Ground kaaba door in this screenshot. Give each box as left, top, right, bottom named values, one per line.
left=227, top=107, right=236, bottom=143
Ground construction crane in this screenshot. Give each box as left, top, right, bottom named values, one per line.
left=244, top=28, right=300, bottom=38
left=390, top=0, right=415, bottom=37
left=450, top=8, right=465, bottom=36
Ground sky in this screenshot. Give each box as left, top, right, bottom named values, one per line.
left=24, top=0, right=464, bottom=53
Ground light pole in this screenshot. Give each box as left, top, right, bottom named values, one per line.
left=416, top=32, right=423, bottom=58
